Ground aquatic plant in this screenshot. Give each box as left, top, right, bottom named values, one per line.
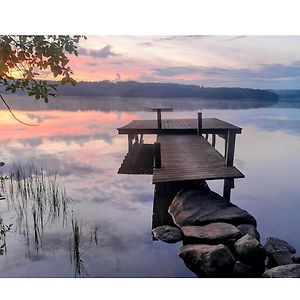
left=0, top=164, right=72, bottom=254
left=70, top=214, right=88, bottom=277
left=0, top=218, right=12, bottom=255
left=0, top=164, right=99, bottom=277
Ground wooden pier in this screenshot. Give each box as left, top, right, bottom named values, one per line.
left=117, top=109, right=244, bottom=200
left=152, top=135, right=243, bottom=184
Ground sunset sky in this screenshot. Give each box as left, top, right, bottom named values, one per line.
left=62, top=35, right=300, bottom=89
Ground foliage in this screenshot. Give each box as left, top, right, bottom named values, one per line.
left=0, top=218, right=12, bottom=255
left=55, top=80, right=279, bottom=100
left=0, top=35, right=85, bottom=102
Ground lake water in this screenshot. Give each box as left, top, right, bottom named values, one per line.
left=0, top=96, right=299, bottom=277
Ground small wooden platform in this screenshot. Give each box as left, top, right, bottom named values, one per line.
left=118, top=118, right=242, bottom=135
left=152, top=135, right=244, bottom=184
left=118, top=144, right=154, bottom=175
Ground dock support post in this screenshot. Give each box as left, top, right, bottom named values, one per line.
left=223, top=178, right=234, bottom=201
left=154, top=142, right=161, bottom=168
left=225, top=130, right=236, bottom=166
left=128, top=134, right=134, bottom=152
left=139, top=134, right=144, bottom=144
left=205, top=133, right=209, bottom=140
left=212, top=133, right=216, bottom=147
left=157, top=109, right=162, bottom=132
left=134, top=134, right=139, bottom=144
left=197, top=112, right=202, bottom=135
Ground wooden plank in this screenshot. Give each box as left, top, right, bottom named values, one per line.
left=118, top=118, right=242, bottom=134
left=152, top=135, right=244, bottom=183
left=118, top=144, right=154, bottom=175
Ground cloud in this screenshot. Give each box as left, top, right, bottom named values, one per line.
left=154, top=35, right=210, bottom=42
left=226, top=35, right=247, bottom=42
left=152, top=66, right=202, bottom=77
left=114, top=73, right=121, bottom=81
left=152, top=61, right=300, bottom=81
left=137, top=42, right=152, bottom=47
left=79, top=45, right=119, bottom=58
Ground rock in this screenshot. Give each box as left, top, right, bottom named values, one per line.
left=181, top=222, right=242, bottom=244
left=152, top=225, right=182, bottom=243
left=168, top=189, right=257, bottom=227
left=233, top=261, right=253, bottom=277
left=179, top=244, right=235, bottom=277
left=262, top=264, right=300, bottom=278
left=267, top=250, right=293, bottom=268
left=237, top=224, right=260, bottom=241
left=293, top=256, right=300, bottom=263
left=234, top=234, right=266, bottom=264
left=264, top=237, right=296, bottom=255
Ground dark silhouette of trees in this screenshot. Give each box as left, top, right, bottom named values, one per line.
left=55, top=80, right=279, bottom=101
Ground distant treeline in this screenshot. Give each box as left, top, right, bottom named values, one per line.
left=270, top=89, right=300, bottom=101
left=0, top=80, right=279, bottom=101
left=54, top=81, right=278, bottom=100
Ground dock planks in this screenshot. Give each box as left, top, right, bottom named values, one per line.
left=152, top=135, right=244, bottom=183
left=118, top=118, right=242, bottom=135
left=118, top=143, right=154, bottom=175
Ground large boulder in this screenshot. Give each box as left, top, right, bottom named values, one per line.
left=264, top=237, right=296, bottom=255
left=168, top=189, right=257, bottom=227
left=181, top=222, right=242, bottom=244
left=152, top=225, right=182, bottom=243
left=234, top=234, right=266, bottom=264
left=262, top=264, right=300, bottom=278
left=233, top=261, right=253, bottom=277
left=179, top=244, right=235, bottom=277
left=293, top=256, right=300, bottom=263
left=237, top=224, right=260, bottom=241
left=267, top=250, right=293, bottom=268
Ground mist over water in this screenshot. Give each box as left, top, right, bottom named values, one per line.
left=0, top=95, right=299, bottom=277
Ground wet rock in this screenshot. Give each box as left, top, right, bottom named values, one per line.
left=168, top=189, right=257, bottom=227
left=268, top=250, right=293, bottom=268
left=234, top=234, right=266, bottom=264
left=179, top=244, right=235, bottom=277
left=264, top=237, right=296, bottom=255
left=233, top=261, right=252, bottom=277
left=293, top=256, right=300, bottom=263
left=181, top=222, right=242, bottom=244
left=237, top=224, right=260, bottom=241
left=152, top=225, right=182, bottom=243
left=262, top=264, right=300, bottom=278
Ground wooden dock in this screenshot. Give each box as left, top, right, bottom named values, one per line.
left=117, top=112, right=244, bottom=200
left=118, top=118, right=242, bottom=135
left=152, top=135, right=244, bottom=184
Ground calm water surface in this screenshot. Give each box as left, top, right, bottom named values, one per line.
left=0, top=96, right=299, bottom=277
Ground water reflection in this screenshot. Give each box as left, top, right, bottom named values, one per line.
left=0, top=95, right=299, bottom=277
left=3, top=95, right=278, bottom=112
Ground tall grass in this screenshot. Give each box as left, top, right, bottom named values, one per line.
left=0, top=163, right=98, bottom=277
left=70, top=214, right=88, bottom=277
left=0, top=163, right=71, bottom=254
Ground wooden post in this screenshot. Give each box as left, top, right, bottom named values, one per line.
left=197, top=112, right=202, bottom=135
left=223, top=178, right=234, bottom=201
left=225, top=130, right=236, bottom=166
left=139, top=134, right=144, bottom=144
left=205, top=133, right=208, bottom=140
left=212, top=133, right=216, bottom=147
left=134, top=134, right=139, bottom=144
left=128, top=134, right=133, bottom=152
left=154, top=142, right=161, bottom=168
left=157, top=109, right=162, bottom=132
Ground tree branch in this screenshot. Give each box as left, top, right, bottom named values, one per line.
left=0, top=94, right=38, bottom=126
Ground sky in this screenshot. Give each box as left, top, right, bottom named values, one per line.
left=62, top=35, right=300, bottom=89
